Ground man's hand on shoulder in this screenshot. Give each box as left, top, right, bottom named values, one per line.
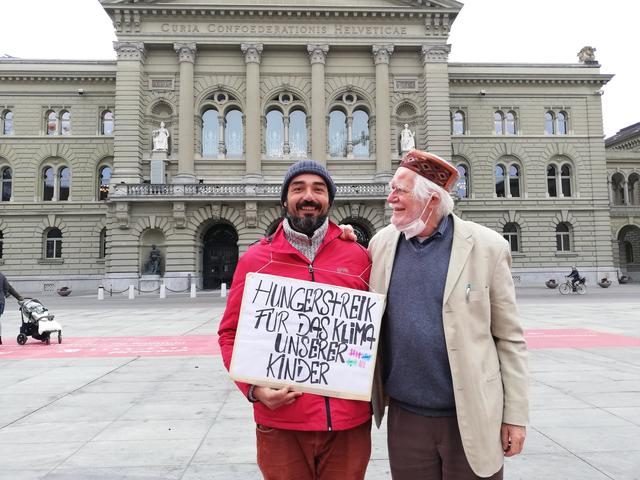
left=501, top=423, right=526, bottom=457
left=253, top=385, right=303, bottom=410
left=338, top=224, right=358, bottom=242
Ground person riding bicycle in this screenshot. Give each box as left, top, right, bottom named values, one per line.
left=568, top=266, right=583, bottom=291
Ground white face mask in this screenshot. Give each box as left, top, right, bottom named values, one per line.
left=392, top=193, right=434, bottom=240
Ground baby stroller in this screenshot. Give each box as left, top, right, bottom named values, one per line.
left=16, top=298, right=62, bottom=345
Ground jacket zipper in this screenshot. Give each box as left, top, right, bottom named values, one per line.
left=307, top=262, right=332, bottom=431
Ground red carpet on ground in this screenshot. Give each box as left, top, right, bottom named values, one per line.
left=0, top=329, right=638, bottom=360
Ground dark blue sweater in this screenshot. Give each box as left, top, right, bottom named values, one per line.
left=383, top=215, right=456, bottom=417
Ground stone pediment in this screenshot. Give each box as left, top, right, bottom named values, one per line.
left=100, top=0, right=462, bottom=11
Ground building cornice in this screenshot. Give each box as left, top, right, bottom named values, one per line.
left=449, top=73, right=613, bottom=87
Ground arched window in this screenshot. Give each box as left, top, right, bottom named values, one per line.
left=329, top=92, right=371, bottom=159
left=225, top=109, right=243, bottom=158
left=557, top=111, right=568, bottom=135
left=503, top=223, right=520, bottom=253
left=2, top=110, right=13, bottom=135
left=201, top=109, right=219, bottom=157
left=0, top=230, right=3, bottom=259
left=629, top=174, right=640, bottom=205
left=547, top=165, right=558, bottom=197
left=494, top=111, right=504, bottom=135
left=58, top=167, right=70, bottom=201
left=351, top=109, right=370, bottom=158
left=60, top=111, right=71, bottom=136
left=455, top=164, right=469, bottom=199
left=46, top=111, right=58, bottom=136
left=45, top=228, right=63, bottom=259
left=496, top=160, right=521, bottom=197
left=560, top=164, right=572, bottom=196
left=329, top=110, right=347, bottom=157
left=98, top=165, right=112, bottom=201
left=611, top=173, right=625, bottom=205
left=265, top=109, right=285, bottom=157
left=289, top=110, right=307, bottom=158
left=43, top=167, right=55, bottom=201
left=495, top=165, right=505, bottom=197
left=1, top=167, right=11, bottom=202
left=263, top=92, right=308, bottom=159
left=505, top=111, right=517, bottom=135
left=101, top=110, right=114, bottom=136
left=556, top=223, right=572, bottom=252
left=99, top=228, right=107, bottom=259
left=452, top=111, right=465, bottom=135
left=545, top=111, right=555, bottom=135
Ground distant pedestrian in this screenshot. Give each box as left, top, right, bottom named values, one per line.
left=0, top=271, right=23, bottom=345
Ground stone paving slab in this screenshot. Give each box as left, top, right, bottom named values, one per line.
left=0, top=287, right=638, bottom=479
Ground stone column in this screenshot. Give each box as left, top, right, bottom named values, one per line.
left=421, top=44, right=453, bottom=161
left=242, top=43, right=263, bottom=181
left=308, top=44, right=329, bottom=164
left=607, top=178, right=614, bottom=205
left=173, top=43, right=197, bottom=184
left=623, top=180, right=630, bottom=205
left=112, top=42, right=146, bottom=184
left=372, top=44, right=394, bottom=180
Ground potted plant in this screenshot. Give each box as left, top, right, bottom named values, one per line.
left=618, top=274, right=631, bottom=284
left=598, top=277, right=612, bottom=288
left=545, top=279, right=558, bottom=289
left=57, top=286, right=72, bottom=297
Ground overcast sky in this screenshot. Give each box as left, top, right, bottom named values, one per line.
left=0, top=0, right=637, bottom=138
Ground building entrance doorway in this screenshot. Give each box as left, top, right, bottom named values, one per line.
left=202, top=224, right=238, bottom=290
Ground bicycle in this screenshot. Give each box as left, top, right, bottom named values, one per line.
left=559, top=276, right=587, bottom=295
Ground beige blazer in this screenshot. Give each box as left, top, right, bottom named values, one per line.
left=369, top=215, right=529, bottom=477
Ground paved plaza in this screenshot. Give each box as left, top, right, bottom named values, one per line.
left=0, top=285, right=639, bottom=479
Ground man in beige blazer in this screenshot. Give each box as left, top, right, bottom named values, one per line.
left=368, top=150, right=529, bottom=479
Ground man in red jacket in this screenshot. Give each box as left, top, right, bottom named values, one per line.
left=218, top=160, right=373, bottom=480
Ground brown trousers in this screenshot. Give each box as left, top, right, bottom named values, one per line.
left=387, top=403, right=503, bottom=480
left=256, top=420, right=372, bottom=480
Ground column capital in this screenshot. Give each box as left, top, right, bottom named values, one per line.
left=372, top=44, right=394, bottom=65
left=307, top=44, right=329, bottom=65
left=174, top=43, right=197, bottom=63
left=241, top=43, right=264, bottom=64
left=421, top=44, right=451, bottom=64
left=113, top=41, right=146, bottom=61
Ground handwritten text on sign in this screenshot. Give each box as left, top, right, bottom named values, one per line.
left=230, top=273, right=385, bottom=401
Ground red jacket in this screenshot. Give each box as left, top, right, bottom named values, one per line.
left=218, top=221, right=372, bottom=431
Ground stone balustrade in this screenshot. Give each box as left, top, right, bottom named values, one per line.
left=110, top=182, right=389, bottom=200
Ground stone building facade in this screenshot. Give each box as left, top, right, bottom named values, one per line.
left=0, top=0, right=618, bottom=292
left=606, top=123, right=640, bottom=279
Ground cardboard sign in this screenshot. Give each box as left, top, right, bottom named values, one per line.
left=230, top=272, right=385, bottom=401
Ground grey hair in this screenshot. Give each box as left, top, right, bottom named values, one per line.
left=411, top=171, right=455, bottom=218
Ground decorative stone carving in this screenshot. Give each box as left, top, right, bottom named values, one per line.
left=113, top=41, right=146, bottom=61
left=372, top=44, right=394, bottom=65
left=350, top=203, right=361, bottom=218
left=241, top=43, right=263, bottom=64
left=115, top=202, right=130, bottom=229
left=245, top=201, right=258, bottom=228
left=211, top=203, right=222, bottom=219
left=173, top=202, right=186, bottom=229
left=174, top=43, right=197, bottom=64
left=421, top=44, right=451, bottom=64
left=578, top=46, right=598, bottom=64
left=307, top=44, right=329, bottom=64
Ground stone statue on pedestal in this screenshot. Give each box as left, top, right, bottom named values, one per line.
left=144, top=245, right=162, bottom=275
left=152, top=122, right=170, bottom=152
left=400, top=124, right=415, bottom=152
